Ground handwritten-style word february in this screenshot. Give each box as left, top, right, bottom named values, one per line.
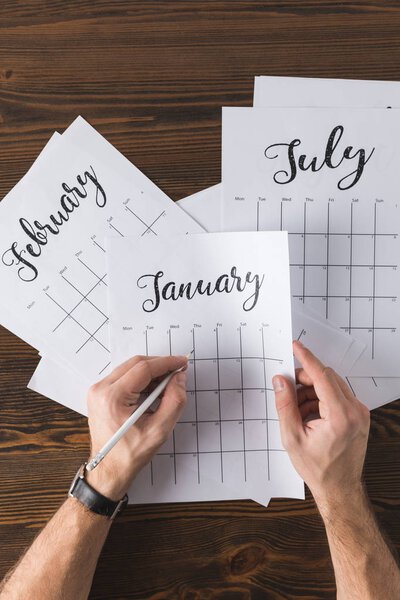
left=264, top=125, right=375, bottom=191
left=137, top=266, right=265, bottom=313
left=1, top=167, right=106, bottom=282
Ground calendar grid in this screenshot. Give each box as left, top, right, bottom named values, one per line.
left=147, top=324, right=284, bottom=486
left=261, top=326, right=271, bottom=480
left=214, top=326, right=224, bottom=482
left=326, top=202, right=330, bottom=319
left=168, top=328, right=178, bottom=485
left=144, top=328, right=154, bottom=486
left=349, top=202, right=354, bottom=333
left=372, top=203, right=377, bottom=358
left=272, top=198, right=399, bottom=361
left=191, top=328, right=201, bottom=483
left=238, top=325, right=247, bottom=481
left=43, top=201, right=174, bottom=380
left=302, top=202, right=307, bottom=304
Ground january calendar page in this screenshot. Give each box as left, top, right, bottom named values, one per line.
left=222, top=107, right=400, bottom=376
left=107, top=232, right=304, bottom=504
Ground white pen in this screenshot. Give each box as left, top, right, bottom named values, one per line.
left=85, top=351, right=193, bottom=472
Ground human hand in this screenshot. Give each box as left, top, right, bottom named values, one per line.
left=85, top=354, right=188, bottom=500
left=272, top=341, right=370, bottom=508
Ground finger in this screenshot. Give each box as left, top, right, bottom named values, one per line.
left=101, top=355, right=157, bottom=385
left=297, top=365, right=354, bottom=403
left=333, top=372, right=356, bottom=402
left=295, top=368, right=313, bottom=387
left=150, top=371, right=188, bottom=434
left=115, top=355, right=188, bottom=394
left=293, top=341, right=348, bottom=411
left=293, top=341, right=328, bottom=378
left=272, top=375, right=304, bottom=449
left=299, top=399, right=320, bottom=421
left=115, top=394, right=156, bottom=419
left=297, top=385, right=318, bottom=406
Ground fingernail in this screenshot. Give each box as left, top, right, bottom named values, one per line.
left=294, top=340, right=303, bottom=347
left=272, top=376, right=285, bottom=393
left=176, top=371, right=187, bottom=387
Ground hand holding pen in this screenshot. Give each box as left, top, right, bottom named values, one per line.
left=84, top=354, right=189, bottom=501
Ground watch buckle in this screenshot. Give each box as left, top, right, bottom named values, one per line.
left=68, top=463, right=86, bottom=497
left=110, top=495, right=128, bottom=520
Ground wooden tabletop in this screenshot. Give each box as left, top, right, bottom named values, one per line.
left=1, top=2, right=399, bottom=598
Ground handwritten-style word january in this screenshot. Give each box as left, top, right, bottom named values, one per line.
left=264, top=125, right=375, bottom=191
left=1, top=167, right=106, bottom=282
left=137, top=266, right=265, bottom=313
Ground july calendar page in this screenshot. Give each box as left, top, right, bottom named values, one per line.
left=107, top=232, right=304, bottom=504
left=222, top=107, right=400, bottom=376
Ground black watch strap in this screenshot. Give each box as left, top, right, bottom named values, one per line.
left=68, top=463, right=128, bottom=520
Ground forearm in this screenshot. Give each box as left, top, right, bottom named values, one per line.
left=0, top=496, right=111, bottom=600
left=316, top=485, right=400, bottom=600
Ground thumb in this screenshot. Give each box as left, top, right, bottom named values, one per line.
left=272, top=375, right=304, bottom=449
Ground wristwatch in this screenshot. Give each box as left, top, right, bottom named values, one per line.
left=68, top=463, right=129, bottom=520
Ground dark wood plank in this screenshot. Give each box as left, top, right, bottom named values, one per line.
left=0, top=2, right=399, bottom=598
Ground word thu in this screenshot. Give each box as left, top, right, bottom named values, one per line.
left=137, top=266, right=265, bottom=312
left=1, top=167, right=106, bottom=282
left=264, top=124, right=375, bottom=190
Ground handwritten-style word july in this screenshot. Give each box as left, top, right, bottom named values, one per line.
left=264, top=125, right=375, bottom=191
left=137, top=266, right=265, bottom=313
left=1, top=166, right=106, bottom=282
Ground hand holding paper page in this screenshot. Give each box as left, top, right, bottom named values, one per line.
left=107, top=232, right=304, bottom=504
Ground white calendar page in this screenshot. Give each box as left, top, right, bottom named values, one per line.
left=253, top=75, right=400, bottom=402
left=178, top=184, right=222, bottom=232
left=253, top=76, right=400, bottom=108
left=107, top=232, right=304, bottom=503
left=222, top=107, right=400, bottom=376
left=0, top=118, right=203, bottom=382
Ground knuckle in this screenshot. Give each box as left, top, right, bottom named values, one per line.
left=132, top=354, right=146, bottom=364
left=136, top=359, right=152, bottom=378
left=346, top=412, right=359, bottom=432
left=88, top=381, right=101, bottom=395
left=88, top=380, right=115, bottom=404
left=359, top=403, right=371, bottom=428
left=321, top=366, right=335, bottom=379
left=148, top=423, right=167, bottom=446
left=335, top=407, right=367, bottom=437
left=174, top=388, right=187, bottom=408
left=88, top=381, right=104, bottom=402
left=159, top=428, right=170, bottom=445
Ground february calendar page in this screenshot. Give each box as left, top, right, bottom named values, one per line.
left=107, top=231, right=304, bottom=504
left=222, top=107, right=400, bottom=376
left=0, top=118, right=202, bottom=383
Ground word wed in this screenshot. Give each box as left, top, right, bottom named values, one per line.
left=264, top=125, right=375, bottom=190
left=137, top=266, right=265, bottom=313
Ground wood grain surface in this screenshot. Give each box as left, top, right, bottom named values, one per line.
left=0, top=2, right=399, bottom=598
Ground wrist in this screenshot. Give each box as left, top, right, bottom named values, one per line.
left=84, top=462, right=130, bottom=502
left=312, top=481, right=367, bottom=521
